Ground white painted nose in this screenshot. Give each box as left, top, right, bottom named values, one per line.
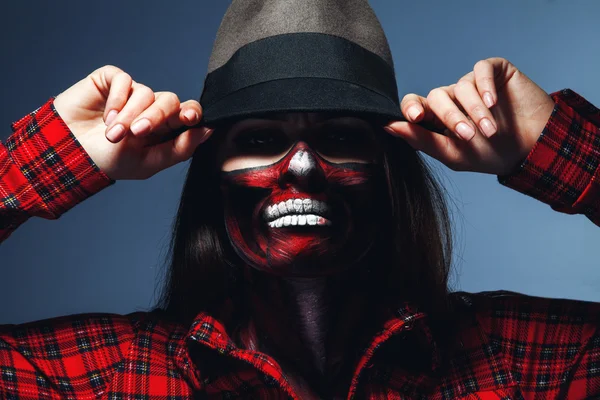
left=288, top=149, right=317, bottom=177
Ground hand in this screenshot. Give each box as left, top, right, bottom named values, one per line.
left=53, top=65, right=212, bottom=180
left=385, top=57, right=555, bottom=175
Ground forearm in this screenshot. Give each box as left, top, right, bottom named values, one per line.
left=0, top=99, right=113, bottom=242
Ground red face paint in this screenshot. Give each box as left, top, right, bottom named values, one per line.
left=221, top=142, right=381, bottom=276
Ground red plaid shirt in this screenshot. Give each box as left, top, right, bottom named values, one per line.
left=0, top=90, right=599, bottom=399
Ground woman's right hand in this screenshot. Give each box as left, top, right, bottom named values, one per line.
left=53, top=65, right=212, bottom=180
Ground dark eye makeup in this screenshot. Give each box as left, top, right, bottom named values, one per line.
left=227, top=119, right=377, bottom=160
left=232, top=128, right=290, bottom=154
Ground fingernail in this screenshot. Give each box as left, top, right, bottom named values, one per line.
left=106, top=124, right=125, bottom=142
left=184, top=109, right=198, bottom=122
left=479, top=118, right=497, bottom=137
left=130, top=118, right=151, bottom=135
left=199, top=128, right=214, bottom=144
left=483, top=92, right=494, bottom=108
left=384, top=126, right=396, bottom=135
left=407, top=106, right=422, bottom=121
left=105, top=110, right=118, bottom=126
left=456, top=122, right=476, bottom=140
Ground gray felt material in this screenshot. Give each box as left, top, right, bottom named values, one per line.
left=207, top=0, right=394, bottom=73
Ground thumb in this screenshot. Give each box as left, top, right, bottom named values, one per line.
left=143, top=126, right=213, bottom=174
left=172, top=126, right=214, bottom=163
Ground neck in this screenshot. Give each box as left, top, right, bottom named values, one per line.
left=236, top=267, right=379, bottom=395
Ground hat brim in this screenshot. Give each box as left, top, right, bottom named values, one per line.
left=201, top=77, right=405, bottom=127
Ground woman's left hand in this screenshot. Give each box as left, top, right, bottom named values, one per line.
left=385, top=57, right=555, bottom=175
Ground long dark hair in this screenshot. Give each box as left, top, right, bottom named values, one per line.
left=155, top=125, right=454, bottom=332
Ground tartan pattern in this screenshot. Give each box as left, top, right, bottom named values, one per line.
left=0, top=91, right=599, bottom=398
left=500, top=89, right=600, bottom=226
left=0, top=98, right=113, bottom=242
left=1, top=293, right=600, bottom=398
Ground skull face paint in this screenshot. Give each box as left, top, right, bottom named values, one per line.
left=221, top=141, right=382, bottom=276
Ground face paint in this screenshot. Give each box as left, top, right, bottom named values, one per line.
left=221, top=142, right=382, bottom=276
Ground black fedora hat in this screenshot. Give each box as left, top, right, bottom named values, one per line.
left=199, top=0, right=404, bottom=126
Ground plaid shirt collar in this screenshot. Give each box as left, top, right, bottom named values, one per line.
left=175, top=301, right=440, bottom=396
left=171, top=296, right=519, bottom=398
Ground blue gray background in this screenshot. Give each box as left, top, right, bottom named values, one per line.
left=1, top=0, right=599, bottom=324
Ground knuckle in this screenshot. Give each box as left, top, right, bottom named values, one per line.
left=454, top=80, right=472, bottom=94
left=118, top=71, right=132, bottom=84
left=99, top=64, right=120, bottom=74
left=163, top=92, right=180, bottom=109
left=402, top=93, right=418, bottom=103
left=474, top=59, right=489, bottom=70
left=138, top=85, right=154, bottom=98
left=468, top=104, right=486, bottom=117
left=427, top=88, right=443, bottom=102
left=442, top=110, right=460, bottom=124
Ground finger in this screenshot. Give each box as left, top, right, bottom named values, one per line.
left=105, top=82, right=155, bottom=143
left=400, top=94, right=427, bottom=122
left=453, top=79, right=498, bottom=138
left=473, top=60, right=497, bottom=108
left=155, top=99, right=203, bottom=139
left=179, top=99, right=203, bottom=125
left=128, top=92, right=180, bottom=137
left=426, top=87, right=477, bottom=141
left=384, top=122, right=465, bottom=170
left=103, top=71, right=132, bottom=126
left=398, top=93, right=447, bottom=132
left=143, top=126, right=213, bottom=173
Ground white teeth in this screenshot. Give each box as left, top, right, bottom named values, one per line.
left=278, top=202, right=287, bottom=215
left=264, top=198, right=331, bottom=226
left=293, top=199, right=303, bottom=212
left=313, top=200, right=322, bottom=214
left=267, top=214, right=330, bottom=228
left=303, top=199, right=312, bottom=213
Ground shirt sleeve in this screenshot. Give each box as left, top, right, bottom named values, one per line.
left=499, top=89, right=600, bottom=226
left=467, top=291, right=600, bottom=398
left=0, top=313, right=135, bottom=398
left=0, top=98, right=114, bottom=242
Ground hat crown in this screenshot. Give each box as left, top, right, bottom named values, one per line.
left=208, top=0, right=394, bottom=73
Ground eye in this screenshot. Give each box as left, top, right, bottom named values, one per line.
left=232, top=128, right=288, bottom=153
left=325, top=130, right=351, bottom=142
left=315, top=125, right=375, bottom=161
left=321, top=126, right=371, bottom=145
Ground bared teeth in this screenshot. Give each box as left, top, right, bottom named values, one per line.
left=293, top=199, right=303, bottom=212
left=264, top=198, right=330, bottom=222
left=302, top=199, right=312, bottom=213
left=268, top=214, right=331, bottom=228
left=277, top=202, right=287, bottom=215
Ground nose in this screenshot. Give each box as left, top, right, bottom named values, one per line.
left=279, top=144, right=326, bottom=191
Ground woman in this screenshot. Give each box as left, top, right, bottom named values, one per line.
left=1, top=0, right=599, bottom=399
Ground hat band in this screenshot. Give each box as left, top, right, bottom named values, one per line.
left=201, top=32, right=399, bottom=110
